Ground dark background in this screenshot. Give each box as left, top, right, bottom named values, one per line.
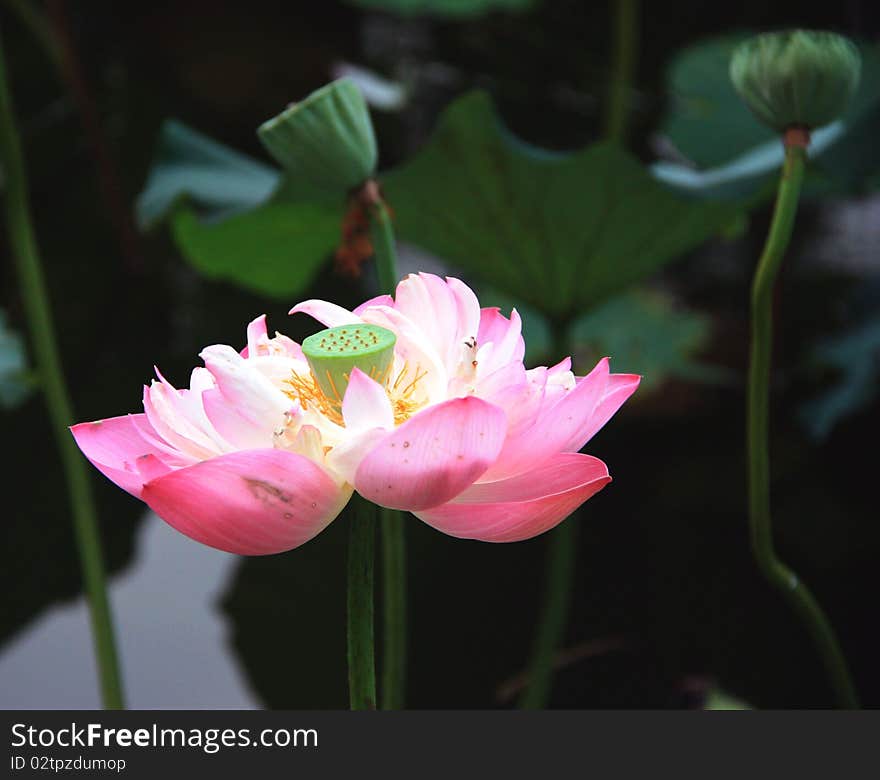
left=1, top=0, right=878, bottom=708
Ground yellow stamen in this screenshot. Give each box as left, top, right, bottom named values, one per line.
left=284, top=371, right=344, bottom=426
left=284, top=360, right=427, bottom=428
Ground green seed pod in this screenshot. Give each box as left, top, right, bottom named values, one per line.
left=257, top=79, right=378, bottom=194
left=729, top=30, right=861, bottom=132
left=302, top=324, right=396, bottom=408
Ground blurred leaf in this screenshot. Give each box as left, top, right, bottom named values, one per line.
left=479, top=286, right=730, bottom=391
left=137, top=120, right=343, bottom=299
left=817, top=99, right=880, bottom=193
left=383, top=91, right=736, bottom=320
left=662, top=32, right=772, bottom=169
left=658, top=35, right=880, bottom=199
left=171, top=200, right=340, bottom=300
left=136, top=120, right=281, bottom=229
left=662, top=35, right=880, bottom=170
left=0, top=309, right=34, bottom=408
left=800, top=314, right=880, bottom=440
left=651, top=122, right=842, bottom=202
left=349, top=0, right=534, bottom=17
left=569, top=290, right=731, bottom=391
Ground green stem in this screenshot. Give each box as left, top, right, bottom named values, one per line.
left=747, top=141, right=858, bottom=708
left=519, top=518, right=579, bottom=709
left=366, top=184, right=408, bottom=709
left=368, top=192, right=398, bottom=294
left=347, top=497, right=377, bottom=710
left=604, top=0, right=638, bottom=143
left=380, top=506, right=406, bottom=709
left=519, top=318, right=577, bottom=709
left=0, top=31, right=124, bottom=708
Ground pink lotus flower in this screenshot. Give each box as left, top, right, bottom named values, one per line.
left=72, top=273, right=639, bottom=555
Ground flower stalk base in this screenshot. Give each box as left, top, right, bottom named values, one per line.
left=348, top=497, right=377, bottom=710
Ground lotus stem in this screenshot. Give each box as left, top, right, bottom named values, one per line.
left=605, top=0, right=638, bottom=142
left=747, top=131, right=858, bottom=708
left=347, top=497, right=377, bottom=710
left=380, top=506, right=407, bottom=709
left=519, top=517, right=579, bottom=709
left=0, top=31, right=124, bottom=708
left=366, top=181, right=399, bottom=294
left=364, top=179, right=407, bottom=709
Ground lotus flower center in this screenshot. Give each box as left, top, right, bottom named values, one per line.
left=302, top=324, right=397, bottom=402
left=285, top=324, right=428, bottom=427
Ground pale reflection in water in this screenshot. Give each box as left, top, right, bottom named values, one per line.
left=0, top=511, right=257, bottom=709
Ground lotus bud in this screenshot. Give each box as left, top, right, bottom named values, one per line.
left=302, top=324, right=396, bottom=410
left=258, top=79, right=378, bottom=194
left=729, top=30, right=861, bottom=133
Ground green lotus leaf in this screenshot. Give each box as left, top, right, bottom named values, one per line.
left=383, top=91, right=737, bottom=319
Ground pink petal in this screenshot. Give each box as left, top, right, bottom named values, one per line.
left=478, top=304, right=524, bottom=351
left=142, top=378, right=220, bottom=460
left=415, top=453, right=611, bottom=542
left=562, top=372, right=641, bottom=452
left=354, top=294, right=393, bottom=315
left=477, top=307, right=504, bottom=344
left=393, top=273, right=463, bottom=371
left=247, top=353, right=308, bottom=387
left=201, top=388, right=290, bottom=450
left=243, top=314, right=268, bottom=357
left=189, top=366, right=216, bottom=394
left=481, top=357, right=611, bottom=481
left=446, top=276, right=481, bottom=346
left=326, top=426, right=389, bottom=486
left=270, top=333, right=305, bottom=360
left=477, top=365, right=545, bottom=437
left=71, top=414, right=175, bottom=497
left=130, top=413, right=195, bottom=465
left=354, top=396, right=507, bottom=511
left=289, top=300, right=361, bottom=328
left=342, top=368, right=394, bottom=430
left=200, top=344, right=290, bottom=440
left=142, top=449, right=352, bottom=555
left=474, top=360, right=527, bottom=401
left=476, top=307, right=525, bottom=373
left=241, top=318, right=305, bottom=362
left=548, top=356, right=572, bottom=377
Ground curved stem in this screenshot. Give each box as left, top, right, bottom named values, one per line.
left=604, top=0, right=638, bottom=142
left=347, top=497, right=377, bottom=710
left=0, top=31, right=124, bottom=708
left=747, top=138, right=858, bottom=708
left=519, top=318, right=576, bottom=709
left=365, top=182, right=407, bottom=709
